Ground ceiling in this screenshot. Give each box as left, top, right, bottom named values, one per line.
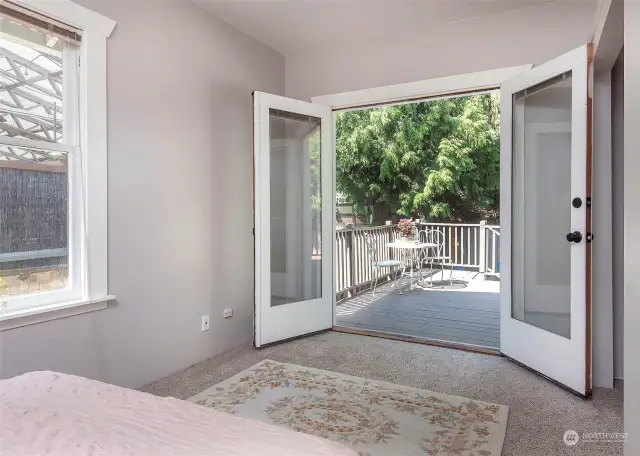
left=193, top=0, right=573, bottom=57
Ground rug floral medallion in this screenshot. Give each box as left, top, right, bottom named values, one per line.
left=188, top=360, right=509, bottom=456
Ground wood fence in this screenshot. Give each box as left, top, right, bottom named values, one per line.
left=0, top=166, right=68, bottom=272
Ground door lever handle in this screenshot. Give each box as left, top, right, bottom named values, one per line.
left=566, top=231, right=582, bottom=243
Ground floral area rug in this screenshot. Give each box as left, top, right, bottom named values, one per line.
left=188, top=360, right=508, bottom=456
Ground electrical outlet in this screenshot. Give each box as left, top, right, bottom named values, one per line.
left=201, top=315, right=210, bottom=332
left=223, top=308, right=233, bottom=319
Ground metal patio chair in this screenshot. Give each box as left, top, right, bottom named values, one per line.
left=364, top=232, right=404, bottom=296
left=419, top=229, right=453, bottom=287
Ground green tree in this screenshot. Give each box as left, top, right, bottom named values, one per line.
left=336, top=93, right=500, bottom=224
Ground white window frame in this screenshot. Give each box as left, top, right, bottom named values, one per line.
left=0, top=0, right=116, bottom=330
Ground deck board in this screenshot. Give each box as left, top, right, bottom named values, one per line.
left=336, top=273, right=500, bottom=349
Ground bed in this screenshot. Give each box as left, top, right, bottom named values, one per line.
left=0, top=371, right=358, bottom=456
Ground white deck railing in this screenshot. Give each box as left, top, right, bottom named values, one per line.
left=335, top=221, right=500, bottom=300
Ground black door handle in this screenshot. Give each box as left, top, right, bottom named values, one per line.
left=566, top=231, right=582, bottom=243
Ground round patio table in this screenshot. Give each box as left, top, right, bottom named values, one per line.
left=387, top=241, right=437, bottom=289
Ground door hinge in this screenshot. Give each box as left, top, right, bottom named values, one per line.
left=586, top=232, right=595, bottom=243
left=586, top=196, right=592, bottom=208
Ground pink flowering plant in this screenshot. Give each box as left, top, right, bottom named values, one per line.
left=397, top=218, right=414, bottom=238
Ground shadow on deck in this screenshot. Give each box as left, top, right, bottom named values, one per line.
left=336, top=270, right=500, bottom=350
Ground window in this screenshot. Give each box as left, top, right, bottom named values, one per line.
left=0, top=0, right=115, bottom=329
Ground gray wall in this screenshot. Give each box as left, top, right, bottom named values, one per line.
left=0, top=0, right=285, bottom=388
left=625, top=0, right=640, bottom=447
left=611, top=50, right=624, bottom=380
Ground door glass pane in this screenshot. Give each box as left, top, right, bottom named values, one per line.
left=512, top=71, right=572, bottom=338
left=269, top=108, right=322, bottom=307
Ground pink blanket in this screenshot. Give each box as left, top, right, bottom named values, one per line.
left=0, top=371, right=357, bottom=456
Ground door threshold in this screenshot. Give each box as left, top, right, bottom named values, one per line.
left=332, top=326, right=501, bottom=356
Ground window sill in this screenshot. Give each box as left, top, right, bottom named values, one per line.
left=0, top=295, right=115, bottom=331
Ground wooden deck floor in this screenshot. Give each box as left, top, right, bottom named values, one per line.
left=336, top=271, right=500, bottom=349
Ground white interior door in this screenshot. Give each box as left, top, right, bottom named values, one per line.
left=500, top=44, right=592, bottom=395
left=253, top=92, right=334, bottom=347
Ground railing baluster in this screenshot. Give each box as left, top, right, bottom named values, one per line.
left=352, top=232, right=356, bottom=288
left=454, top=226, right=459, bottom=265
left=471, top=226, right=474, bottom=266
left=461, top=226, right=465, bottom=265
left=340, top=233, right=347, bottom=288
left=338, top=232, right=341, bottom=292
left=465, top=226, right=469, bottom=266
left=361, top=232, right=367, bottom=284
left=337, top=232, right=341, bottom=293
left=340, top=233, right=348, bottom=290
left=467, top=226, right=470, bottom=265
left=342, top=233, right=353, bottom=289
left=460, top=226, right=463, bottom=265
left=447, top=226, right=452, bottom=264
left=463, top=226, right=467, bottom=265
left=492, top=230, right=496, bottom=272
left=466, top=226, right=469, bottom=266
left=458, top=226, right=461, bottom=266
left=474, top=226, right=478, bottom=267
left=357, top=231, right=361, bottom=286
left=339, top=232, right=343, bottom=293
left=355, top=232, right=360, bottom=286
left=337, top=233, right=341, bottom=293
left=463, top=226, right=466, bottom=265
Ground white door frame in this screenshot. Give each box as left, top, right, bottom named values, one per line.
left=311, top=65, right=533, bottom=326
left=311, top=66, right=532, bottom=329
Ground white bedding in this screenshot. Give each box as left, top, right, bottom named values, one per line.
left=0, top=371, right=358, bottom=456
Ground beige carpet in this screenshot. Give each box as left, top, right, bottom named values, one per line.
left=188, top=359, right=509, bottom=456
left=141, top=332, right=623, bottom=456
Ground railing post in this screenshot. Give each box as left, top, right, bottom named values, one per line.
left=348, top=228, right=355, bottom=296
left=479, top=220, right=487, bottom=274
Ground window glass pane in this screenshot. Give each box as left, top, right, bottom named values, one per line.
left=0, top=17, right=73, bottom=143
left=269, top=108, right=322, bottom=307
left=0, top=144, right=69, bottom=297
left=511, top=71, right=572, bottom=338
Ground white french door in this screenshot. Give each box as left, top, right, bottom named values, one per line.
left=253, top=92, right=334, bottom=347
left=500, top=44, right=592, bottom=395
